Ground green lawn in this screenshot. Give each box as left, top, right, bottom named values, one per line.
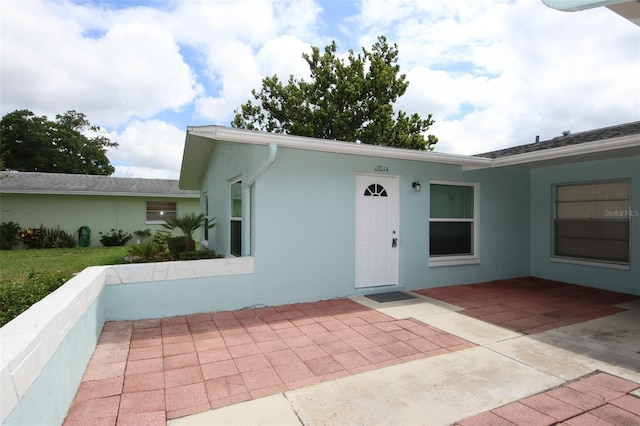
left=0, top=246, right=127, bottom=286
left=0, top=247, right=127, bottom=326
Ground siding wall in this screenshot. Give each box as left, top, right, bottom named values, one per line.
left=0, top=194, right=199, bottom=247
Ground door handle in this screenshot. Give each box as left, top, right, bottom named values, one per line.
left=392, top=237, right=398, bottom=248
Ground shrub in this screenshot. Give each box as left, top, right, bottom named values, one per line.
left=20, top=227, right=43, bottom=249
left=177, top=250, right=222, bottom=260
left=126, top=242, right=167, bottom=261
left=0, top=272, right=68, bottom=327
left=18, top=225, right=76, bottom=249
left=152, top=230, right=171, bottom=246
left=42, top=226, right=76, bottom=249
left=99, top=229, right=133, bottom=247
left=167, top=236, right=193, bottom=256
left=0, top=221, right=21, bottom=250
left=133, top=229, right=152, bottom=243
left=162, top=213, right=215, bottom=240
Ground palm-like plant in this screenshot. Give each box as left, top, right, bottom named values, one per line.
left=127, top=242, right=167, bottom=260
left=161, top=213, right=215, bottom=240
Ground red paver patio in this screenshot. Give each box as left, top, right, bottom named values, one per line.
left=63, top=278, right=639, bottom=425
left=457, top=371, right=640, bottom=426
left=63, top=298, right=475, bottom=425
left=416, top=276, right=638, bottom=334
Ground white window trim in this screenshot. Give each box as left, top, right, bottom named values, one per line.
left=201, top=192, right=210, bottom=249
left=550, top=256, right=631, bottom=271
left=429, top=180, right=480, bottom=267
left=229, top=177, right=242, bottom=257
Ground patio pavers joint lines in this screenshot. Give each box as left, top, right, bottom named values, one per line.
left=64, top=298, right=475, bottom=425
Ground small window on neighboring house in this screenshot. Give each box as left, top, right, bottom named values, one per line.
left=429, top=182, right=478, bottom=265
left=146, top=201, right=177, bottom=223
left=554, top=180, right=630, bottom=264
left=230, top=180, right=242, bottom=256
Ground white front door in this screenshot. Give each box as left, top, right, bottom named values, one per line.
left=355, top=174, right=399, bottom=288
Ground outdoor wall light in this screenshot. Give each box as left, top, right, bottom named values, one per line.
left=412, top=181, right=421, bottom=192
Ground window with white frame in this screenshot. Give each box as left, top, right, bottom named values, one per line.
left=146, top=201, right=176, bottom=223
left=230, top=179, right=242, bottom=256
left=554, top=180, right=630, bottom=264
left=429, top=182, right=478, bottom=261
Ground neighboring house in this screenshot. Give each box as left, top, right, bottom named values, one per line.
left=180, top=121, right=640, bottom=305
left=0, top=172, right=200, bottom=247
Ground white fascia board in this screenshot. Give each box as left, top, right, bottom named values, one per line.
left=0, top=190, right=199, bottom=198
left=541, top=0, right=632, bottom=12
left=489, top=134, right=640, bottom=168
left=187, top=126, right=493, bottom=168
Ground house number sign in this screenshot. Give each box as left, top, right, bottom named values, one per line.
left=374, top=165, right=390, bottom=173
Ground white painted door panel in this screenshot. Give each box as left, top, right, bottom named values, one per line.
left=355, top=175, right=399, bottom=288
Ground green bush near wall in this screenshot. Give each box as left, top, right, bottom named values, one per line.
left=0, top=222, right=21, bottom=250
left=99, top=229, right=133, bottom=247
left=0, top=272, right=68, bottom=326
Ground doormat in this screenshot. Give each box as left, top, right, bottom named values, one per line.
left=365, top=291, right=417, bottom=303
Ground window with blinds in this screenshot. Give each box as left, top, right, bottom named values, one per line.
left=554, top=180, right=630, bottom=263
left=146, top=201, right=177, bottom=222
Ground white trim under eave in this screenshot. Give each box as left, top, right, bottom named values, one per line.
left=488, top=134, right=640, bottom=168
left=187, top=126, right=493, bottom=168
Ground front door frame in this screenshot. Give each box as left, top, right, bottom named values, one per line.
left=355, top=173, right=400, bottom=288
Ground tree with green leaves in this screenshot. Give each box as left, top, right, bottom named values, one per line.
left=0, top=109, right=118, bottom=175
left=232, top=36, right=437, bottom=150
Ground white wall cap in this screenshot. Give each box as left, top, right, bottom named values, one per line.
left=0, top=367, right=19, bottom=423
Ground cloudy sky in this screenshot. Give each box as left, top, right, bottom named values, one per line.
left=2, top=0, right=638, bottom=179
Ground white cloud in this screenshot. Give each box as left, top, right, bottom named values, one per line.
left=0, top=0, right=198, bottom=128
left=195, top=35, right=313, bottom=125
left=356, top=0, right=640, bottom=154
left=256, top=35, right=313, bottom=80
left=1, top=0, right=637, bottom=177
left=170, top=2, right=321, bottom=125
left=108, top=119, right=185, bottom=178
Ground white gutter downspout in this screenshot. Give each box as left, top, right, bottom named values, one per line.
left=242, top=142, right=277, bottom=256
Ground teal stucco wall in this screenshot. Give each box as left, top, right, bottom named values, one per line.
left=201, top=141, right=532, bottom=306
left=529, top=155, right=640, bottom=295
left=3, top=294, right=105, bottom=426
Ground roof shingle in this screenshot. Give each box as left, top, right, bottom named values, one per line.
left=0, top=172, right=199, bottom=197
left=476, top=121, right=640, bottom=159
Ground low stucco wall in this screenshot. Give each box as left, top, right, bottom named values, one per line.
left=1, top=266, right=107, bottom=425
left=0, top=257, right=255, bottom=425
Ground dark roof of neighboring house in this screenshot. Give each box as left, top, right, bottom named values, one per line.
left=0, top=172, right=199, bottom=198
left=476, top=121, right=640, bottom=159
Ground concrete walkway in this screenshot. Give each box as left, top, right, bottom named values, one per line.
left=168, top=288, right=639, bottom=425
left=64, top=279, right=640, bottom=425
